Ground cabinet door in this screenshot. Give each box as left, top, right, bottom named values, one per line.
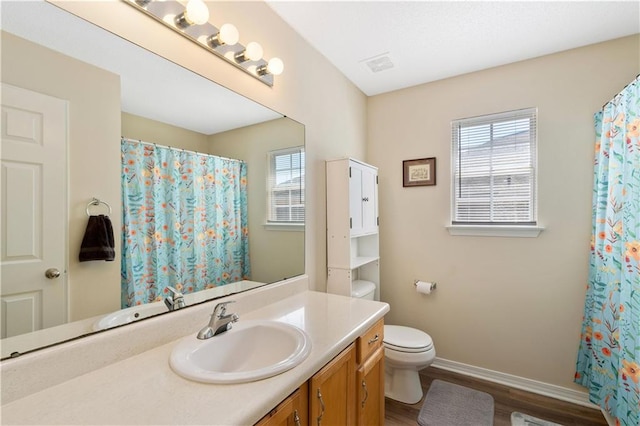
left=356, top=346, right=385, bottom=426
left=310, top=344, right=356, bottom=426
left=360, top=166, right=378, bottom=235
left=256, top=384, right=308, bottom=426
left=350, top=162, right=378, bottom=237
left=349, top=165, right=365, bottom=236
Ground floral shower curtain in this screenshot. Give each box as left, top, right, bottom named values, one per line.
left=575, top=76, right=639, bottom=426
left=121, top=139, right=250, bottom=308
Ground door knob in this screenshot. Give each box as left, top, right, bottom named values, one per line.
left=45, top=268, right=61, bottom=279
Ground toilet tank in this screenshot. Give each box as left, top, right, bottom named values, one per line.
left=351, top=280, right=376, bottom=300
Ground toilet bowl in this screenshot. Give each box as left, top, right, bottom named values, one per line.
left=383, top=325, right=435, bottom=404
left=350, top=281, right=436, bottom=404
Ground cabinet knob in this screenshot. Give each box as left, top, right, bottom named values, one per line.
left=368, top=334, right=379, bottom=345
left=362, top=197, right=369, bottom=202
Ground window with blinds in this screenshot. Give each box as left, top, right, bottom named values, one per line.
left=267, top=147, right=305, bottom=224
left=451, top=108, right=537, bottom=225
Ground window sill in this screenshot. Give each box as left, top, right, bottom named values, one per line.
left=446, top=224, right=544, bottom=238
left=264, top=223, right=304, bottom=232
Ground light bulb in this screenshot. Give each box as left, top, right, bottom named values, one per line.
left=219, top=24, right=239, bottom=46
left=244, top=42, right=263, bottom=61
left=209, top=23, right=239, bottom=47
left=175, top=0, right=209, bottom=28
left=185, top=0, right=209, bottom=25
left=257, top=57, right=285, bottom=77
left=235, top=41, right=263, bottom=63
left=267, top=57, right=284, bottom=76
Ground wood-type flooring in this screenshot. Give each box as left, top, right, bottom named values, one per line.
left=384, top=367, right=608, bottom=426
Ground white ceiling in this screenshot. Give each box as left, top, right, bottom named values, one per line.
left=3, top=0, right=638, bottom=122
left=267, top=1, right=640, bottom=96
left=1, top=1, right=281, bottom=135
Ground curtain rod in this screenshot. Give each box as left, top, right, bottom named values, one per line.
left=602, top=73, right=639, bottom=109
left=121, top=137, right=245, bottom=164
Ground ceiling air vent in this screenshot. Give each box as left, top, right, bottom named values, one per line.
left=360, top=53, right=395, bottom=73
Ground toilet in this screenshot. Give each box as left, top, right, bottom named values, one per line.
left=352, top=280, right=436, bottom=404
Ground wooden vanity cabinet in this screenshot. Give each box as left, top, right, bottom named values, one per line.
left=256, top=384, right=309, bottom=426
left=256, top=319, right=385, bottom=426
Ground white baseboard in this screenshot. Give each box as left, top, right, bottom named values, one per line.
left=431, top=357, right=599, bottom=410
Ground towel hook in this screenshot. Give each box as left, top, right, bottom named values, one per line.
left=86, top=198, right=112, bottom=217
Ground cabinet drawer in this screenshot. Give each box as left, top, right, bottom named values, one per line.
left=357, top=319, right=384, bottom=364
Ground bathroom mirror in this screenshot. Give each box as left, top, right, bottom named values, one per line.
left=0, top=1, right=304, bottom=358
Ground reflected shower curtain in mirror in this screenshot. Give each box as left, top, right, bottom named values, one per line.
left=121, top=139, right=250, bottom=308
left=575, top=76, right=639, bottom=426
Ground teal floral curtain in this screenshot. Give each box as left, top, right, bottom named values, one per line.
left=121, top=139, right=250, bottom=308
left=575, top=76, right=639, bottom=426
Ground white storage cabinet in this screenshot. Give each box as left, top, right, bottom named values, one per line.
left=326, top=158, right=380, bottom=299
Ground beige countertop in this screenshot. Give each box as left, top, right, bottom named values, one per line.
left=1, top=291, right=389, bottom=425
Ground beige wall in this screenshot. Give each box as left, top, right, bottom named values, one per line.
left=209, top=118, right=305, bottom=283
left=52, top=0, right=368, bottom=295
left=367, top=34, right=640, bottom=391
left=121, top=112, right=210, bottom=152
left=1, top=32, right=122, bottom=321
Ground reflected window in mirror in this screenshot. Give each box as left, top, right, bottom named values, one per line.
left=267, top=147, right=305, bottom=229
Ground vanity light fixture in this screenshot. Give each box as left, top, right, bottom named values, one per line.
left=125, top=0, right=283, bottom=87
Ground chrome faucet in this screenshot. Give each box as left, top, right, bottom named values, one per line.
left=164, top=286, right=186, bottom=311
left=197, top=301, right=239, bottom=339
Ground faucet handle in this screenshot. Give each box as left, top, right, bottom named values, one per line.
left=214, top=300, right=235, bottom=316
left=164, top=286, right=186, bottom=311
left=167, top=286, right=183, bottom=297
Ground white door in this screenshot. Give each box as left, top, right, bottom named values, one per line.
left=1, top=83, right=67, bottom=339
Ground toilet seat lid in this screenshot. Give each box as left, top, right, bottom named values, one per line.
left=383, top=325, right=433, bottom=353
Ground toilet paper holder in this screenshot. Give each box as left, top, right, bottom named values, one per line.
left=414, top=280, right=437, bottom=290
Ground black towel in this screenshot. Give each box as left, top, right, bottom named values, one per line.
left=79, top=215, right=115, bottom=262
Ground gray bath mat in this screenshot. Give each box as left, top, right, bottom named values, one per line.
left=417, top=379, right=494, bottom=426
left=511, top=412, right=562, bottom=426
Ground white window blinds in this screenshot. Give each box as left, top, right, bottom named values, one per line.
left=451, top=108, right=537, bottom=225
left=267, top=147, right=305, bottom=223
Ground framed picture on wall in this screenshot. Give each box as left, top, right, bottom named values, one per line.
left=403, top=157, right=436, bottom=187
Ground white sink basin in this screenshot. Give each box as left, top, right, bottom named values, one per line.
left=169, top=320, right=311, bottom=384
left=92, top=302, right=168, bottom=331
